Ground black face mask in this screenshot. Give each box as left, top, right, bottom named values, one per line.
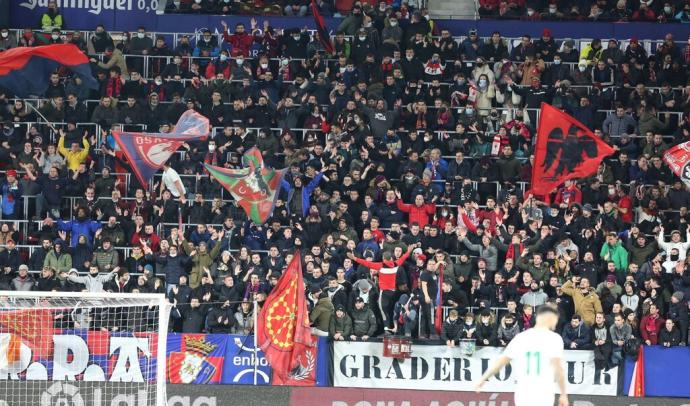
left=671, top=254, right=679, bottom=261
left=505, top=322, right=514, bottom=327
left=531, top=287, right=539, bottom=292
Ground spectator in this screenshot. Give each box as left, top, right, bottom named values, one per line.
left=659, top=319, right=681, bottom=347
left=561, top=275, right=603, bottom=326
left=68, top=265, right=119, bottom=293
left=562, top=314, right=592, bottom=349
left=41, top=1, right=64, bottom=31
left=350, top=296, right=376, bottom=341
left=441, top=308, right=462, bottom=347
left=329, top=304, right=353, bottom=341
left=640, top=303, right=665, bottom=345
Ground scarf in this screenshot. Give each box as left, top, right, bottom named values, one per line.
left=506, top=243, right=524, bottom=260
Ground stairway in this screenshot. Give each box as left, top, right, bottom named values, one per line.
left=427, top=0, right=477, bottom=19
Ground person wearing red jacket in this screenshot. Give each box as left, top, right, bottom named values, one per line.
left=220, top=19, right=255, bottom=57
left=348, top=245, right=414, bottom=330
left=395, top=191, right=436, bottom=228
left=640, top=303, right=665, bottom=345
left=554, top=180, right=582, bottom=207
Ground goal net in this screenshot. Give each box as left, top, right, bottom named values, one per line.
left=0, top=291, right=170, bottom=406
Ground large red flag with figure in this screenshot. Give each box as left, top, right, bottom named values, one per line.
left=531, top=103, right=615, bottom=195
left=311, top=0, right=335, bottom=54
left=663, top=141, right=690, bottom=188
left=256, top=252, right=316, bottom=385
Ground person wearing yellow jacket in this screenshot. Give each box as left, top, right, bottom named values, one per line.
left=561, top=276, right=603, bottom=326
left=57, top=129, right=90, bottom=171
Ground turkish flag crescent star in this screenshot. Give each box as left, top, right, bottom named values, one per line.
left=257, top=252, right=316, bottom=385
left=531, top=103, right=615, bottom=195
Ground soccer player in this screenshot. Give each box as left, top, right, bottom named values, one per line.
left=474, top=305, right=568, bottom=406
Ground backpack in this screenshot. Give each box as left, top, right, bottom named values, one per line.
left=624, top=336, right=641, bottom=357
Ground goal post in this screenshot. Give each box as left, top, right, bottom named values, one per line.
left=0, top=291, right=171, bottom=406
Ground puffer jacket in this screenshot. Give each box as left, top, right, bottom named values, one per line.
left=351, top=305, right=377, bottom=337
left=329, top=313, right=353, bottom=338
left=92, top=247, right=119, bottom=272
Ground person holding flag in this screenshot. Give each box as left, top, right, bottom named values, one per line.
left=347, top=245, right=415, bottom=332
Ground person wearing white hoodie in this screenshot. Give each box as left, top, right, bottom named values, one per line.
left=657, top=226, right=690, bottom=261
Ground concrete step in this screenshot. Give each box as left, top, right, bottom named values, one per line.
left=428, top=0, right=477, bottom=19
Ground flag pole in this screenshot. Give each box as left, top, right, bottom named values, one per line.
left=27, top=103, right=57, bottom=133
left=253, top=298, right=258, bottom=386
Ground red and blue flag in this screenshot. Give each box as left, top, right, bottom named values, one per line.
left=112, top=110, right=209, bottom=189
left=0, top=44, right=99, bottom=97
left=167, top=334, right=227, bottom=384
left=311, top=0, right=334, bottom=54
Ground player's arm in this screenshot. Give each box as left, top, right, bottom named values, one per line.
left=474, top=355, right=511, bottom=392
left=552, top=357, right=568, bottom=406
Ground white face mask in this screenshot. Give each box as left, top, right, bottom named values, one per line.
left=220, top=54, right=228, bottom=61
left=424, top=14, right=430, bottom=20
left=553, top=59, right=561, bottom=65
left=260, top=63, right=268, bottom=69
left=281, top=59, right=289, bottom=66
left=137, top=33, right=145, bottom=39
left=664, top=6, right=672, bottom=13
left=194, top=0, right=201, bottom=3
left=358, top=36, right=366, bottom=41
left=293, top=35, right=300, bottom=40
left=479, top=79, right=487, bottom=87
left=236, top=58, right=244, bottom=65
left=0, top=32, right=7, bottom=38
left=155, top=79, right=162, bottom=85
left=209, top=145, right=216, bottom=152
left=578, top=65, right=586, bottom=72
left=51, top=34, right=59, bottom=40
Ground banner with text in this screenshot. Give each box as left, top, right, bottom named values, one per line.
left=0, top=330, right=159, bottom=382
left=333, top=342, right=618, bottom=396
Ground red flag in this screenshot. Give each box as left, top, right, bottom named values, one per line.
left=628, top=345, right=645, bottom=397
left=531, top=103, right=615, bottom=195
left=256, top=252, right=316, bottom=385
left=311, top=0, right=334, bottom=54
left=0, top=309, right=55, bottom=359
left=434, top=262, right=445, bottom=334
left=663, top=141, right=690, bottom=188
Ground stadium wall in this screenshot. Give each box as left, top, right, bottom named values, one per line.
left=8, top=5, right=690, bottom=41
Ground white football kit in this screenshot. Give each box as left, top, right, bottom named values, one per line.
left=503, top=328, right=565, bottom=406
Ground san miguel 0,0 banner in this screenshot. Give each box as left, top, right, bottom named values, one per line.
left=333, top=342, right=618, bottom=396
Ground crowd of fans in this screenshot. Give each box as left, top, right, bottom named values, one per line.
left=0, top=1, right=690, bottom=365
left=479, top=0, right=690, bottom=22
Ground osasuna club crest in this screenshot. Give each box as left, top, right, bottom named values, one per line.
left=134, top=137, right=183, bottom=168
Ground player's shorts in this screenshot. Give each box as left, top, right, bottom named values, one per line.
left=514, top=390, right=555, bottom=406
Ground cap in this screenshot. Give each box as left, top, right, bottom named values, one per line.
left=630, top=36, right=638, bottom=44
left=144, top=264, right=154, bottom=272
left=468, top=29, right=477, bottom=35
left=606, top=274, right=616, bottom=283
left=582, top=203, right=593, bottom=212
left=673, top=291, right=685, bottom=301
left=671, top=230, right=681, bottom=235
left=335, top=304, right=346, bottom=312
left=309, top=284, right=322, bottom=294
left=6, top=169, right=16, bottom=177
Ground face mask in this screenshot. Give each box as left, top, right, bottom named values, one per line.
left=608, top=187, right=615, bottom=195
left=578, top=66, right=586, bottom=72
left=476, top=62, right=484, bottom=67
left=155, top=79, right=162, bottom=86
left=424, top=14, right=430, bottom=20
left=195, top=0, right=201, bottom=3
left=553, top=59, right=561, bottom=65
left=465, top=107, right=474, bottom=115
left=664, top=6, right=672, bottom=13
left=282, top=59, right=289, bottom=66
left=505, top=322, right=514, bottom=327
left=137, top=33, right=145, bottom=39
left=0, top=32, right=7, bottom=38
left=442, top=210, right=448, bottom=216
left=51, top=34, right=59, bottom=40
left=671, top=254, right=679, bottom=261
left=209, top=145, right=216, bottom=152
left=174, top=58, right=181, bottom=64
left=260, top=63, right=268, bottom=69
left=293, top=35, right=300, bottom=41
left=358, top=36, right=366, bottom=41
left=527, top=10, right=534, bottom=15
left=531, top=287, right=539, bottom=292
left=236, top=58, right=244, bottom=65
left=220, top=54, right=228, bottom=61
left=479, top=79, right=487, bottom=87
left=456, top=79, right=465, bottom=85
left=549, top=7, right=557, bottom=13
left=390, top=21, right=398, bottom=26
left=406, top=55, right=413, bottom=61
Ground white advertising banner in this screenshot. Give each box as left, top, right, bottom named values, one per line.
left=334, top=342, right=618, bottom=396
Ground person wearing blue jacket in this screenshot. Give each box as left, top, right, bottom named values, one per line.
left=562, top=314, right=593, bottom=350
left=281, top=171, right=325, bottom=218
left=43, top=206, right=102, bottom=247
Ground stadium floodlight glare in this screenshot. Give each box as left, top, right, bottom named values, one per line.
left=0, top=291, right=170, bottom=406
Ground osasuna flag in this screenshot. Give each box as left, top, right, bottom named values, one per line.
left=663, top=142, right=690, bottom=188
left=204, top=148, right=285, bottom=224
left=628, top=345, right=645, bottom=397
left=256, top=252, right=316, bottom=386
left=532, top=103, right=615, bottom=195
left=311, top=0, right=335, bottom=54
left=112, top=110, right=209, bottom=188
left=0, top=44, right=99, bottom=97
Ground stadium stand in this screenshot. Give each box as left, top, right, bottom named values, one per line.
left=0, top=0, right=690, bottom=365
